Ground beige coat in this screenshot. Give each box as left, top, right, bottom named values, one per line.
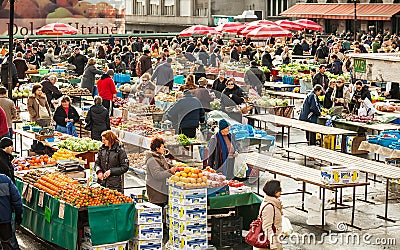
left=0, top=96, right=16, bottom=127
left=254, top=196, right=283, bottom=250
left=27, top=95, right=51, bottom=122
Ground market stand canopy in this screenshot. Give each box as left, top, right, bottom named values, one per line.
left=293, top=19, right=322, bottom=31
left=36, top=23, right=79, bottom=35
left=246, top=25, right=292, bottom=38
left=274, top=20, right=305, bottom=31
left=281, top=3, right=400, bottom=21
left=179, top=25, right=219, bottom=37
left=215, top=22, right=246, bottom=34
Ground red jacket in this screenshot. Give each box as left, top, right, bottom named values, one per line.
left=97, top=77, right=117, bottom=101
left=0, top=107, right=8, bottom=136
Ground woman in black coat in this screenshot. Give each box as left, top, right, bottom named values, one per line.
left=221, top=78, right=244, bottom=122
left=95, top=130, right=129, bottom=193
left=85, top=96, right=110, bottom=141
left=53, top=96, right=80, bottom=134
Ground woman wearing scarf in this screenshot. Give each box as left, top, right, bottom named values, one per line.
left=207, top=119, right=238, bottom=180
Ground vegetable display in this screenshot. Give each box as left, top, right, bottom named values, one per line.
left=58, top=138, right=102, bottom=152
left=255, top=96, right=289, bottom=107
left=178, top=134, right=191, bottom=146
left=14, top=155, right=56, bottom=171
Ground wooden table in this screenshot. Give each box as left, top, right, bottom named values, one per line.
left=283, top=145, right=400, bottom=222
left=264, top=82, right=297, bottom=91
left=244, top=152, right=369, bottom=229
left=248, top=114, right=357, bottom=148
left=264, top=90, right=307, bottom=105
left=319, top=117, right=400, bottom=134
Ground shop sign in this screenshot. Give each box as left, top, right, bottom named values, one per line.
left=354, top=58, right=366, bottom=73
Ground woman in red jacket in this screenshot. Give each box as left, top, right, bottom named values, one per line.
left=0, top=107, right=9, bottom=138
left=97, top=69, right=117, bottom=114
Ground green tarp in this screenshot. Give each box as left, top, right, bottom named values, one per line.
left=88, top=203, right=136, bottom=246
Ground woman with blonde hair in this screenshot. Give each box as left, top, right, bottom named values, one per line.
left=179, top=74, right=198, bottom=91
left=95, top=130, right=129, bottom=192
left=81, top=57, right=105, bottom=95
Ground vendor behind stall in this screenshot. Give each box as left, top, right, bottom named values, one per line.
left=299, top=85, right=323, bottom=146
left=95, top=130, right=129, bottom=193
left=165, top=90, right=205, bottom=138
left=383, top=82, right=400, bottom=99
left=350, top=80, right=372, bottom=114
left=221, top=78, right=244, bottom=122
left=207, top=119, right=238, bottom=180
left=145, top=137, right=177, bottom=207
left=53, top=96, right=80, bottom=135
left=41, top=75, right=62, bottom=109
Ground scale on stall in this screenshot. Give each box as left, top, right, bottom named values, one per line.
left=57, top=159, right=86, bottom=182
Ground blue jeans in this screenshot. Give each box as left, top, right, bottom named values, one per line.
left=56, top=125, right=68, bottom=134
left=11, top=214, right=19, bottom=250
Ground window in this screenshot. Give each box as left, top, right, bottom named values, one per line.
left=133, top=0, right=146, bottom=15
left=150, top=4, right=159, bottom=15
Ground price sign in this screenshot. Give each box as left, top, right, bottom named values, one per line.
left=59, top=201, right=65, bottom=219
left=38, top=191, right=44, bottom=207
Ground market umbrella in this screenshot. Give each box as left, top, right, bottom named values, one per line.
left=215, top=22, right=246, bottom=34
left=293, top=19, right=322, bottom=31
left=36, top=22, right=79, bottom=35
left=275, top=20, right=305, bottom=31
left=240, top=23, right=280, bottom=36
left=179, top=25, right=219, bottom=37
left=246, top=25, right=292, bottom=38
left=246, top=20, right=277, bottom=26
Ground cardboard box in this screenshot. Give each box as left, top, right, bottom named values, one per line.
left=207, top=186, right=229, bottom=197
left=229, top=186, right=252, bottom=195
left=321, top=167, right=360, bottom=184
left=170, top=193, right=207, bottom=206
left=171, top=204, right=207, bottom=220
left=169, top=186, right=207, bottom=199
left=130, top=239, right=162, bottom=250
left=172, top=219, right=207, bottom=236
left=92, top=241, right=128, bottom=250
left=173, top=235, right=208, bottom=250
left=135, top=202, right=162, bottom=224
left=135, top=223, right=163, bottom=240
left=345, top=136, right=368, bottom=155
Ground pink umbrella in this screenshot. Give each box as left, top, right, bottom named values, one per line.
left=293, top=19, right=322, bottom=31
left=240, top=23, right=281, bottom=36
left=246, top=25, right=292, bottom=38
left=247, top=20, right=277, bottom=26
left=179, top=25, right=219, bottom=37
left=275, top=20, right=305, bottom=31
left=36, top=23, right=79, bottom=35
left=215, top=22, right=246, bottom=34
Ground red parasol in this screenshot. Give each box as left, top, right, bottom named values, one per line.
left=36, top=23, right=79, bottom=35
left=293, top=19, right=322, bottom=31
left=275, top=20, right=305, bottom=31
left=246, top=25, right=292, bottom=38
left=179, top=25, right=219, bottom=37
left=215, top=22, right=246, bottom=34
left=247, top=20, right=277, bottom=26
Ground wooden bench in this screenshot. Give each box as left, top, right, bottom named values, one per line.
left=284, top=146, right=400, bottom=222
left=243, top=152, right=369, bottom=229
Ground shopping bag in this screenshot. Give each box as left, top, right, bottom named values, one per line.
left=234, top=153, right=248, bottom=178
left=282, top=216, right=293, bottom=236
left=245, top=203, right=275, bottom=248
left=66, top=122, right=78, bottom=137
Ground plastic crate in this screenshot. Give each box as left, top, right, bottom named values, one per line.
left=211, top=217, right=243, bottom=247
left=114, top=73, right=131, bottom=83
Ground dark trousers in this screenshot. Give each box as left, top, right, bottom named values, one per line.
left=306, top=131, right=317, bottom=146
left=102, top=100, right=113, bottom=116
left=179, top=127, right=196, bottom=138
left=0, top=222, right=13, bottom=250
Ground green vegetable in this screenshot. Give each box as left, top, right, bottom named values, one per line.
left=58, top=137, right=102, bottom=152
left=178, top=134, right=191, bottom=146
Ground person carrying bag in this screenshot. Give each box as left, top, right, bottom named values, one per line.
left=35, top=93, right=51, bottom=127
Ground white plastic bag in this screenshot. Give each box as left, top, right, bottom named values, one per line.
left=234, top=154, right=248, bottom=178
left=282, top=216, right=293, bottom=236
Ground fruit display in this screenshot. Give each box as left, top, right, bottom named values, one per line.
left=14, top=155, right=56, bottom=171
left=60, top=87, right=91, bottom=96
left=154, top=93, right=176, bottom=102
left=374, top=102, right=400, bottom=112
left=34, top=173, right=78, bottom=196
left=128, top=152, right=147, bottom=169
left=227, top=180, right=244, bottom=188
left=52, top=148, right=76, bottom=161
left=12, top=86, right=31, bottom=98
left=345, top=114, right=378, bottom=123
left=119, top=84, right=133, bottom=93
left=210, top=100, right=221, bottom=110
left=371, top=95, right=385, bottom=102
left=58, top=186, right=133, bottom=208
left=113, top=98, right=129, bottom=108
left=111, top=116, right=161, bottom=136
left=167, top=167, right=209, bottom=189
left=21, top=170, right=50, bottom=185
left=110, top=116, right=123, bottom=126
left=255, top=96, right=289, bottom=107
left=58, top=138, right=102, bottom=152
left=126, top=103, right=163, bottom=114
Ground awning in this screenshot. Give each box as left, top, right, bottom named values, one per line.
left=281, top=3, right=400, bottom=21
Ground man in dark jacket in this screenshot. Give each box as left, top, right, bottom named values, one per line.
left=323, top=81, right=335, bottom=109
left=244, top=61, right=266, bottom=95
left=0, top=55, right=19, bottom=91
left=41, top=75, right=62, bottom=109
left=328, top=54, right=343, bottom=75
left=230, top=46, right=240, bottom=62
left=209, top=48, right=221, bottom=68
left=299, top=85, right=323, bottom=145
left=151, top=58, right=174, bottom=92
left=198, top=46, right=210, bottom=66
left=131, top=37, right=143, bottom=53
left=108, top=56, right=127, bottom=74
left=185, top=38, right=196, bottom=53
left=350, top=81, right=372, bottom=113
left=314, top=41, right=329, bottom=64
left=138, top=49, right=152, bottom=76
left=68, top=47, right=88, bottom=76
left=85, top=96, right=110, bottom=141
left=312, top=65, right=329, bottom=90
left=292, top=41, right=304, bottom=56
left=212, top=70, right=227, bottom=98
left=221, top=78, right=245, bottom=122
left=0, top=174, right=23, bottom=250
left=301, top=39, right=310, bottom=53
left=165, top=90, right=205, bottom=138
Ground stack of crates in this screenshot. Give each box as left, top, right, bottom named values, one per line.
left=210, top=216, right=243, bottom=247
left=168, top=185, right=208, bottom=249
left=114, top=73, right=131, bottom=83
left=132, top=202, right=163, bottom=250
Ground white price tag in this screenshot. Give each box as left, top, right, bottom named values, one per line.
left=26, top=185, right=33, bottom=203
left=59, top=201, right=65, bottom=219
left=38, top=191, right=44, bottom=207
left=22, top=182, right=28, bottom=200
